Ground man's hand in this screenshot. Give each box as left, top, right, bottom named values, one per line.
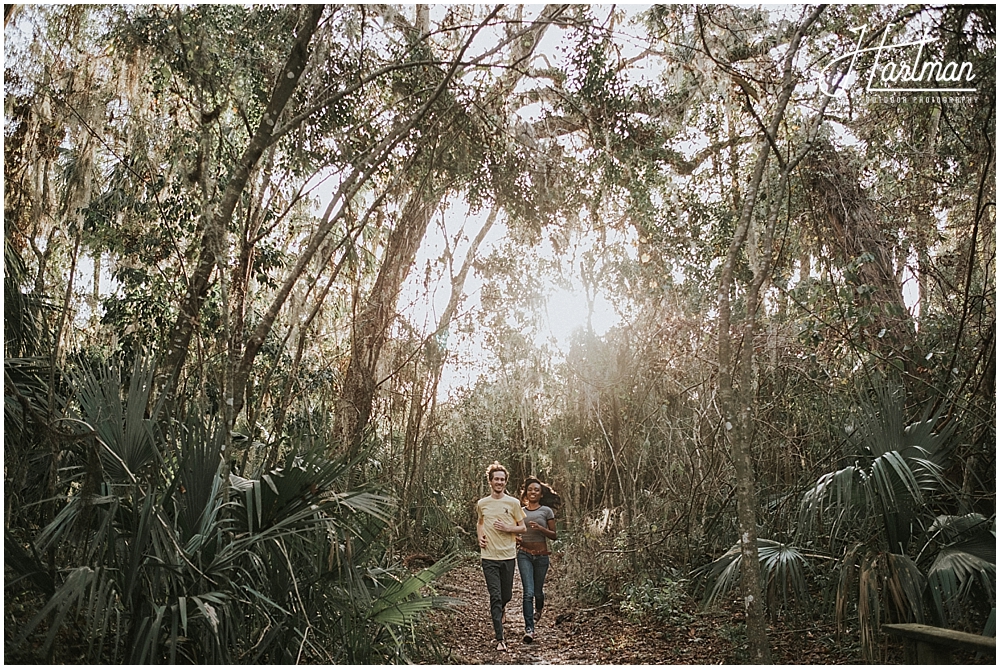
left=494, top=518, right=526, bottom=534
left=479, top=534, right=488, bottom=549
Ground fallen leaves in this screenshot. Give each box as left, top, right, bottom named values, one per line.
left=421, top=555, right=871, bottom=665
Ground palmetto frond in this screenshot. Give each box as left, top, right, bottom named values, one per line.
left=319, top=554, right=462, bottom=664
left=13, top=566, right=110, bottom=658
left=796, top=379, right=984, bottom=662
left=368, top=553, right=462, bottom=626
left=4, top=238, right=53, bottom=359
left=799, top=464, right=865, bottom=542
left=165, top=413, right=227, bottom=546
left=4, top=356, right=59, bottom=529
left=798, top=381, right=954, bottom=554
left=697, top=543, right=742, bottom=608
left=4, top=530, right=55, bottom=596
left=923, top=514, right=996, bottom=624
left=10, top=349, right=455, bottom=663
left=697, top=538, right=809, bottom=612
left=70, top=353, right=164, bottom=483
left=853, top=382, right=909, bottom=457
left=4, top=357, right=53, bottom=424
left=233, top=445, right=393, bottom=537
left=925, top=512, right=995, bottom=549
left=798, top=451, right=929, bottom=553
left=928, top=548, right=996, bottom=622
left=849, top=549, right=925, bottom=661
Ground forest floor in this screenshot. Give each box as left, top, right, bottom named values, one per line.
left=419, top=553, right=868, bottom=665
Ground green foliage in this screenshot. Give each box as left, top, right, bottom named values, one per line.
left=69, top=353, right=164, bottom=483
left=699, top=380, right=994, bottom=661
left=5, top=353, right=457, bottom=664
left=620, top=575, right=695, bottom=625
left=797, top=382, right=955, bottom=558
left=923, top=514, right=996, bottom=625
left=4, top=239, right=53, bottom=359
left=574, top=577, right=611, bottom=606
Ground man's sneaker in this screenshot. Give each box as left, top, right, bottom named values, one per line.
left=523, top=630, right=534, bottom=644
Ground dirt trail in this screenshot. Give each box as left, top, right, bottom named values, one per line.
left=425, top=556, right=721, bottom=665
left=422, top=554, right=867, bottom=665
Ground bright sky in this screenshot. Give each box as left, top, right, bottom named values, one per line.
left=397, top=195, right=629, bottom=398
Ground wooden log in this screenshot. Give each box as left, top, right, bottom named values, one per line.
left=883, top=623, right=995, bottom=664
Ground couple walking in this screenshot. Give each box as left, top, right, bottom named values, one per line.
left=476, top=461, right=560, bottom=652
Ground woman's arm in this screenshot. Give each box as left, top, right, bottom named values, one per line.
left=526, top=517, right=557, bottom=540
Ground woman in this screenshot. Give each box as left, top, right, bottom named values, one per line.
left=516, top=476, right=560, bottom=644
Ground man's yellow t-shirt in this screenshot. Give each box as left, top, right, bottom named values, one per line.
left=477, top=494, right=525, bottom=561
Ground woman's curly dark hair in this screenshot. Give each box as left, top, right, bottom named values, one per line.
left=519, top=476, right=562, bottom=510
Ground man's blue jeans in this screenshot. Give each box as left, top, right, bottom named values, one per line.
left=516, top=551, right=550, bottom=633
left=481, top=558, right=515, bottom=641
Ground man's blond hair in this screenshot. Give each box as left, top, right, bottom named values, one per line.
left=485, top=461, right=508, bottom=481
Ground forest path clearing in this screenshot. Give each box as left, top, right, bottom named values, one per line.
left=420, top=554, right=854, bottom=665
left=425, top=556, right=681, bottom=664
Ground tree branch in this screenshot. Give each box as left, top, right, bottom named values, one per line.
left=162, top=5, right=326, bottom=395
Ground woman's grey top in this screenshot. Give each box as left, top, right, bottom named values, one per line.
left=521, top=505, right=554, bottom=543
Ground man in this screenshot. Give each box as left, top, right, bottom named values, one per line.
left=476, top=461, right=525, bottom=652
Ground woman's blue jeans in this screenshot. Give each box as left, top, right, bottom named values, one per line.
left=517, top=551, right=550, bottom=633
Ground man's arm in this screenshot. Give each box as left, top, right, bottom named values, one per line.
left=510, top=502, right=526, bottom=533
left=493, top=509, right=526, bottom=534
left=477, top=515, right=488, bottom=549
left=493, top=518, right=526, bottom=533
left=512, top=504, right=526, bottom=533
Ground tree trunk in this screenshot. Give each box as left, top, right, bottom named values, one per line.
left=802, top=139, right=918, bottom=360
left=714, top=7, right=824, bottom=662
left=231, top=7, right=502, bottom=420
left=339, top=183, right=442, bottom=454
left=336, top=5, right=565, bottom=453
left=400, top=203, right=499, bottom=538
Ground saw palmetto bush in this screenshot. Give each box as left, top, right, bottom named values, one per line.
left=699, top=382, right=995, bottom=661
left=799, top=384, right=995, bottom=660
left=5, top=354, right=458, bottom=663
left=3, top=238, right=61, bottom=534
left=696, top=538, right=811, bottom=620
